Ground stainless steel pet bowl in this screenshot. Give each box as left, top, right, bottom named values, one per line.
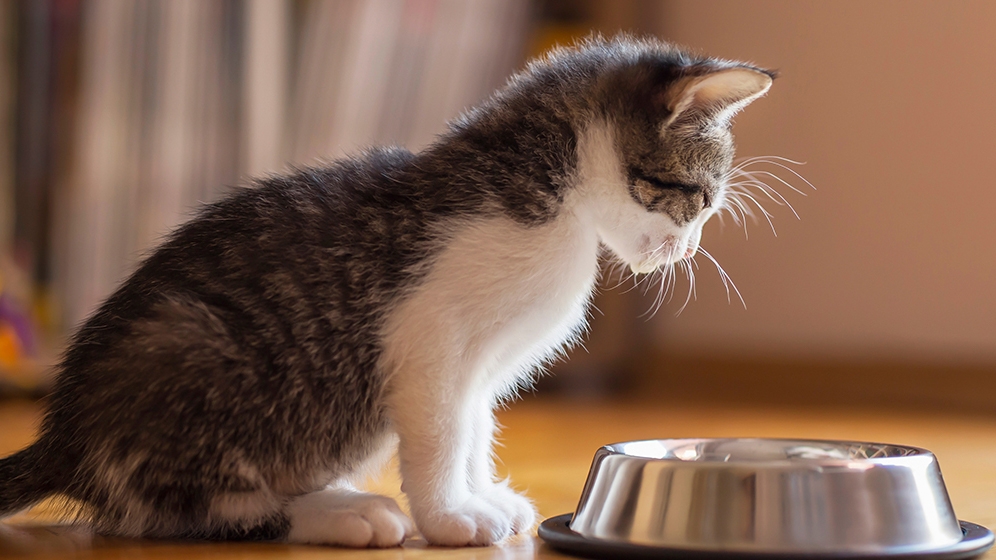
left=539, top=438, right=994, bottom=559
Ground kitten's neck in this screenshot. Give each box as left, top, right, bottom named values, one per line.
left=410, top=81, right=582, bottom=225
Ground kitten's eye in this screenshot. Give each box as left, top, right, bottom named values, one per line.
left=630, top=169, right=702, bottom=195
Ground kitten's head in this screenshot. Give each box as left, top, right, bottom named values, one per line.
left=565, top=38, right=773, bottom=274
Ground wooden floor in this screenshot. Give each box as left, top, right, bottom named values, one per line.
left=1, top=397, right=994, bottom=559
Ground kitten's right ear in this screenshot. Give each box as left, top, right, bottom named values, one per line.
left=662, top=67, right=774, bottom=127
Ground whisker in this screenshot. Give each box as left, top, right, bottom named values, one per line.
left=676, top=258, right=696, bottom=315
left=721, top=197, right=749, bottom=239
left=697, top=247, right=746, bottom=309
left=735, top=154, right=807, bottom=166
left=669, top=259, right=683, bottom=310
left=605, top=259, right=631, bottom=291
left=731, top=190, right=777, bottom=236
left=738, top=169, right=808, bottom=197
left=730, top=180, right=800, bottom=219
left=658, top=246, right=677, bottom=306
left=730, top=155, right=812, bottom=179
left=641, top=268, right=666, bottom=320
left=736, top=158, right=817, bottom=192
left=654, top=268, right=667, bottom=317
left=731, top=162, right=812, bottom=201
left=722, top=201, right=745, bottom=226
left=667, top=257, right=677, bottom=303
left=623, top=270, right=649, bottom=294
left=725, top=191, right=758, bottom=239
left=641, top=244, right=680, bottom=319
left=600, top=255, right=625, bottom=290
left=716, top=211, right=728, bottom=229
left=725, top=192, right=755, bottom=221
left=690, top=257, right=698, bottom=301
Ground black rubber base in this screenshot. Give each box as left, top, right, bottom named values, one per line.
left=538, top=514, right=995, bottom=560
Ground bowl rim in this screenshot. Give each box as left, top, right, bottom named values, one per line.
left=598, top=437, right=935, bottom=467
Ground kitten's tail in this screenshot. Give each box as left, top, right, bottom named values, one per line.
left=0, top=443, right=58, bottom=518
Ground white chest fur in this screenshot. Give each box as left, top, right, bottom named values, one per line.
left=380, top=206, right=601, bottom=400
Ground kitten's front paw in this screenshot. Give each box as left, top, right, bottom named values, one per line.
left=414, top=496, right=514, bottom=547
left=286, top=489, right=416, bottom=547
left=479, top=482, right=538, bottom=535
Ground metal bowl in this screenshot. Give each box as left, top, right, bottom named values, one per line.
left=539, top=438, right=994, bottom=559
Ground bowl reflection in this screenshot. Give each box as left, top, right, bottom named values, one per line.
left=570, top=438, right=963, bottom=554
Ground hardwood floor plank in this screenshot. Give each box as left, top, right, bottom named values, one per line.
left=2, top=396, right=993, bottom=559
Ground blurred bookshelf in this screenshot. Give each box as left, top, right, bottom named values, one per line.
left=0, top=0, right=537, bottom=396
left=0, top=0, right=666, bottom=398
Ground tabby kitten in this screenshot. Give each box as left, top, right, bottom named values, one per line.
left=0, top=37, right=772, bottom=547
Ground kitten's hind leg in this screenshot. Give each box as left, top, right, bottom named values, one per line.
left=285, top=487, right=416, bottom=547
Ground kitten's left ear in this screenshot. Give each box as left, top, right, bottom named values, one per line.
left=663, top=67, right=773, bottom=127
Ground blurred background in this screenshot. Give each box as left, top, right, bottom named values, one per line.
left=0, top=0, right=993, bottom=414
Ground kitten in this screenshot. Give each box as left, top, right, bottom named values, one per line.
left=0, top=36, right=772, bottom=547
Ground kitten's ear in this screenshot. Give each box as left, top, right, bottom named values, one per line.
left=662, top=67, right=773, bottom=127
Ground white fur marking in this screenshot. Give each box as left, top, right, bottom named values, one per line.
left=286, top=488, right=415, bottom=547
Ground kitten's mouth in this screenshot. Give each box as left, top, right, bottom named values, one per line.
left=630, top=260, right=660, bottom=275
left=630, top=245, right=697, bottom=274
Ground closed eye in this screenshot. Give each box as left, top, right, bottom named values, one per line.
left=629, top=169, right=702, bottom=195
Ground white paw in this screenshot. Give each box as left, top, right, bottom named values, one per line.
left=414, top=495, right=514, bottom=547
left=413, top=486, right=537, bottom=547
left=286, top=488, right=416, bottom=548
left=479, top=482, right=538, bottom=535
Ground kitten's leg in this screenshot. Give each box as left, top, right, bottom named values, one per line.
left=95, top=461, right=415, bottom=546
left=86, top=452, right=290, bottom=541
left=391, top=378, right=516, bottom=546
left=468, top=403, right=537, bottom=535
left=285, top=485, right=416, bottom=547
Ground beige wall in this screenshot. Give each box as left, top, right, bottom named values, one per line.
left=645, top=1, right=996, bottom=365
